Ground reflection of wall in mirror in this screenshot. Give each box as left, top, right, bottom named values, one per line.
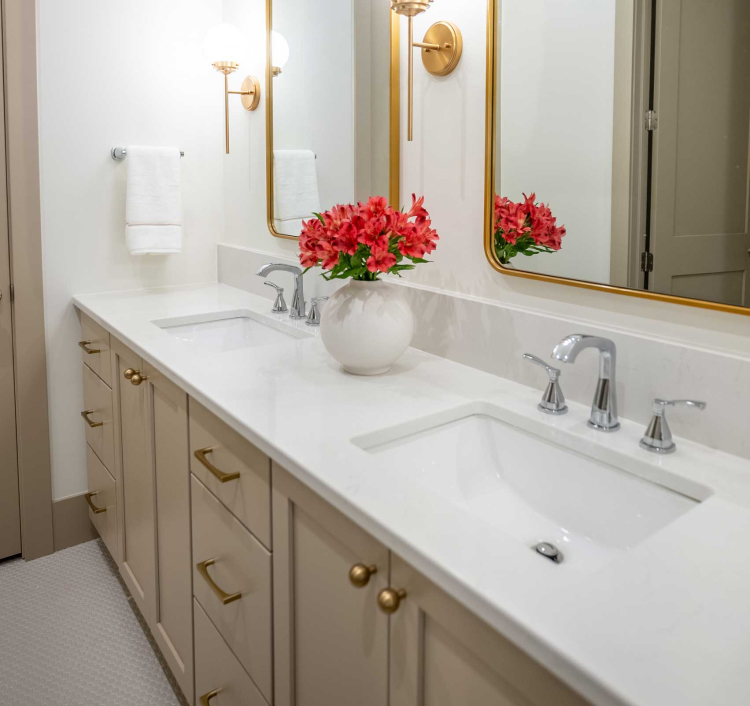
left=273, top=0, right=391, bottom=224
left=274, top=0, right=355, bottom=214
left=497, top=0, right=616, bottom=284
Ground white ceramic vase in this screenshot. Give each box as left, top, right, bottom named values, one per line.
left=320, top=280, right=414, bottom=375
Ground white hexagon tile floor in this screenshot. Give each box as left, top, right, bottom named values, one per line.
left=0, top=539, right=187, bottom=706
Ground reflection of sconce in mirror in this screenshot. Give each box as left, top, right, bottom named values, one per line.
left=391, top=1, right=462, bottom=141
left=204, top=23, right=261, bottom=154
left=271, top=31, right=290, bottom=78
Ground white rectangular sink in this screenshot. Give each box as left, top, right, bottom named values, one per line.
left=154, top=312, right=301, bottom=353
left=359, top=412, right=700, bottom=572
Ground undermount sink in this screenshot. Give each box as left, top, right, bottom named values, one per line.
left=360, top=411, right=700, bottom=571
left=153, top=312, right=301, bottom=353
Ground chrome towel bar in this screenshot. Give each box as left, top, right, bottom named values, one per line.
left=111, top=147, right=184, bottom=161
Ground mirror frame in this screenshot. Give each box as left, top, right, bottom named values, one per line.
left=483, top=0, right=750, bottom=317
left=266, top=0, right=401, bottom=240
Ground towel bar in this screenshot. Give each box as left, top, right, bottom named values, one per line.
left=111, top=147, right=184, bottom=161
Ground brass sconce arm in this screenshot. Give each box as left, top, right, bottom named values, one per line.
left=212, top=61, right=261, bottom=154
left=392, top=8, right=463, bottom=142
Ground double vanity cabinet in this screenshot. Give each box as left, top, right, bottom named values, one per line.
left=77, top=309, right=590, bottom=706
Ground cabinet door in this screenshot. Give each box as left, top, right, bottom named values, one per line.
left=272, top=463, right=389, bottom=706
left=389, top=554, right=591, bottom=706
left=147, top=363, right=194, bottom=704
left=113, top=338, right=156, bottom=623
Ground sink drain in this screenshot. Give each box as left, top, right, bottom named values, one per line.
left=533, top=542, right=563, bottom=564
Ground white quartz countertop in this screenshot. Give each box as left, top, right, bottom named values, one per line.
left=73, top=283, right=750, bottom=706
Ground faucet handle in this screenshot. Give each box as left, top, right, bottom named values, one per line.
left=640, top=398, right=706, bottom=454
left=522, top=353, right=567, bottom=415
left=264, top=281, right=288, bottom=313
left=306, top=296, right=329, bottom=326
left=523, top=353, right=562, bottom=383
left=652, top=398, right=707, bottom=414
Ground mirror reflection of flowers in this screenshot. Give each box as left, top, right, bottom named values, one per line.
left=493, top=193, right=566, bottom=265
left=298, top=195, right=439, bottom=281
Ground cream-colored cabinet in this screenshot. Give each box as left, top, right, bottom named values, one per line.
left=194, top=599, right=268, bottom=706
left=271, top=462, right=390, bottom=706
left=388, top=554, right=591, bottom=706
left=147, top=362, right=194, bottom=704
left=79, top=312, right=593, bottom=706
left=192, top=474, right=273, bottom=704
left=112, top=337, right=156, bottom=622
left=79, top=311, right=112, bottom=387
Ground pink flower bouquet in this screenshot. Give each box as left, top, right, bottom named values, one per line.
left=493, top=193, right=566, bottom=264
left=298, top=195, right=439, bottom=281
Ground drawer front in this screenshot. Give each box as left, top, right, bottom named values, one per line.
left=85, top=444, right=117, bottom=557
left=80, top=311, right=112, bottom=387
left=194, top=599, right=269, bottom=706
left=82, top=364, right=115, bottom=473
left=189, top=400, right=271, bottom=550
left=192, top=475, right=273, bottom=704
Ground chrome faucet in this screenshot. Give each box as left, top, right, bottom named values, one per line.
left=552, top=334, right=620, bottom=432
left=256, top=263, right=306, bottom=319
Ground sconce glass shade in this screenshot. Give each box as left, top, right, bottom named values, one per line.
left=271, top=31, right=290, bottom=71
left=203, top=23, right=245, bottom=65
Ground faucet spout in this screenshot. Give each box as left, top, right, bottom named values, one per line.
left=256, top=263, right=306, bottom=319
left=552, top=334, right=619, bottom=432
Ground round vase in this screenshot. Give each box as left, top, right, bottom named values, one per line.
left=320, top=279, right=414, bottom=375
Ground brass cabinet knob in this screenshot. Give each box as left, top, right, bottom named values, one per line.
left=124, top=368, right=136, bottom=380
left=377, top=588, right=407, bottom=614
left=130, top=372, right=148, bottom=386
left=348, top=563, right=378, bottom=588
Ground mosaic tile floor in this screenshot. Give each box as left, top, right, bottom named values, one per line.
left=0, top=539, right=186, bottom=706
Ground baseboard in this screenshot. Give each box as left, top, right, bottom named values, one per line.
left=52, top=492, right=98, bottom=552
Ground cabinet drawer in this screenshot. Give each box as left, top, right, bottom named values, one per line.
left=192, top=475, right=273, bottom=704
left=85, top=444, right=117, bottom=557
left=194, top=599, right=269, bottom=706
left=79, top=311, right=112, bottom=387
left=82, top=364, right=115, bottom=473
left=189, top=400, right=271, bottom=550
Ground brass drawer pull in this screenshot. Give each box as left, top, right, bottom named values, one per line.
left=196, top=558, right=242, bottom=605
left=200, top=689, right=220, bottom=705
left=194, top=447, right=240, bottom=483
left=349, top=563, right=378, bottom=588
left=377, top=588, right=407, bottom=614
left=81, top=409, right=104, bottom=428
left=84, top=491, right=106, bottom=515
left=78, top=340, right=101, bottom=355
left=124, top=368, right=136, bottom=379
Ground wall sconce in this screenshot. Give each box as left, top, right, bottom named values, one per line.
left=271, top=31, right=290, bottom=78
left=391, top=2, right=462, bottom=141
left=204, top=23, right=261, bottom=154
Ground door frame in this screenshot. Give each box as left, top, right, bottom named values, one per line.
left=3, top=0, right=54, bottom=560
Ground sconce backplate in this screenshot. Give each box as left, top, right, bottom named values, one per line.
left=240, top=76, right=261, bottom=111
left=421, top=21, right=463, bottom=76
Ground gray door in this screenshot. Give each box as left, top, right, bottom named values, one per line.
left=650, top=0, right=750, bottom=306
left=0, top=0, right=20, bottom=560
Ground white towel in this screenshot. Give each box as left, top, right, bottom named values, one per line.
left=273, top=150, right=320, bottom=236
left=126, top=146, right=183, bottom=255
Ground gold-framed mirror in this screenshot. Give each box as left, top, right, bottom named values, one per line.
left=266, top=0, right=400, bottom=240
left=484, top=0, right=750, bottom=316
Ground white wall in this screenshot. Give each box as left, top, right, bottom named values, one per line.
left=38, top=0, right=226, bottom=500
left=219, top=0, right=749, bottom=352
left=499, top=0, right=616, bottom=283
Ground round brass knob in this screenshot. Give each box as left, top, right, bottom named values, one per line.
left=377, top=588, right=406, bottom=614
left=348, top=563, right=377, bottom=588
left=130, top=373, right=148, bottom=386
left=124, top=368, right=136, bottom=380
